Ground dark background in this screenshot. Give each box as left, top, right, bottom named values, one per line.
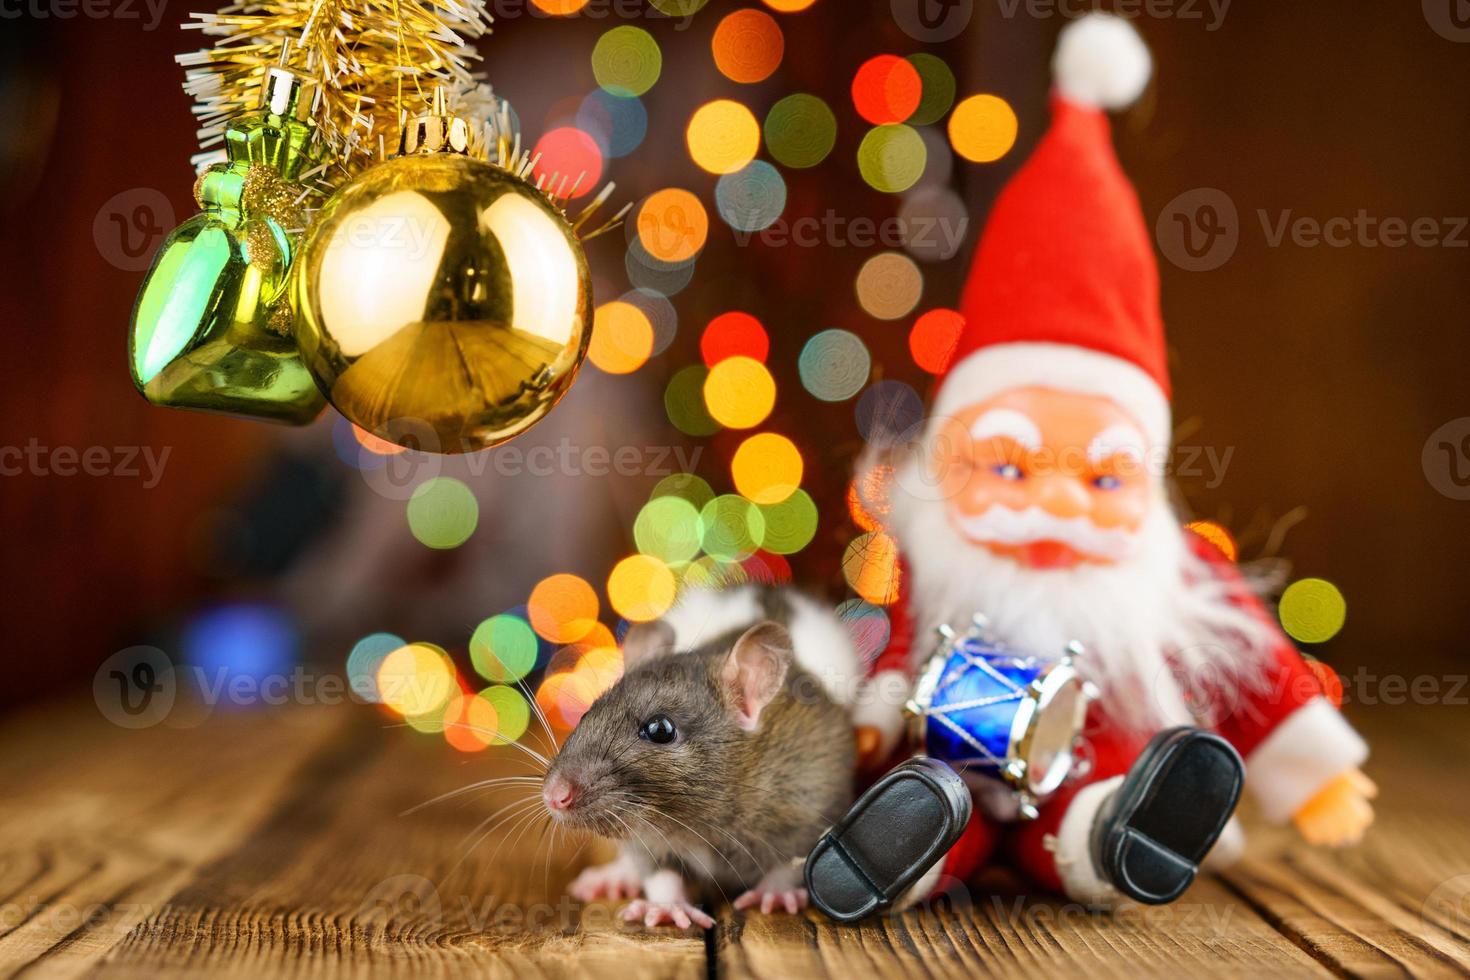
left=1, top=0, right=1466, bottom=711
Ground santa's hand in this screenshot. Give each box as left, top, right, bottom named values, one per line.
left=855, top=725, right=887, bottom=773
left=1292, top=769, right=1377, bottom=846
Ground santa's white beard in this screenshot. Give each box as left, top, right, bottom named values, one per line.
left=886, top=457, right=1276, bottom=730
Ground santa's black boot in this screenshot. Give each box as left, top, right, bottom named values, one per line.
left=1090, top=727, right=1244, bottom=904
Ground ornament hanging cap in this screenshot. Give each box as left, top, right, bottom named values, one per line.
left=936, top=13, right=1171, bottom=450
left=260, top=41, right=316, bottom=123
left=399, top=88, right=474, bottom=156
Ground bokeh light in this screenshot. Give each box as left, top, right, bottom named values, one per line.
left=858, top=125, right=927, bottom=193
left=799, top=329, right=870, bottom=402
left=762, top=0, right=816, bottom=9
left=764, top=94, right=837, bottom=169
left=592, top=26, right=662, bottom=97
left=407, top=477, right=478, bottom=549
left=1279, top=578, right=1347, bottom=644
left=852, top=55, right=922, bottom=125
left=478, top=685, right=532, bottom=745
left=442, top=691, right=499, bottom=753
left=704, top=356, right=776, bottom=428
left=635, top=495, right=704, bottom=563
left=637, top=188, right=709, bottom=264
left=949, top=94, right=1019, bottom=163
left=1185, top=520, right=1239, bottom=562
left=914, top=126, right=955, bottom=188
left=470, top=614, right=539, bottom=684
left=836, top=598, right=892, bottom=664
left=588, top=300, right=655, bottom=374
left=909, top=308, right=965, bottom=374
left=577, top=90, right=648, bottom=158
left=856, top=251, right=924, bottom=320
left=347, top=631, right=405, bottom=703
left=701, top=494, right=766, bottom=560
left=608, top=554, right=678, bottom=622
left=182, top=603, right=297, bottom=698
left=528, top=574, right=600, bottom=644
left=687, top=100, right=761, bottom=175
left=378, top=642, right=457, bottom=718
left=620, top=288, right=678, bottom=357
left=712, top=8, right=784, bottom=84
left=353, top=423, right=406, bottom=456
left=843, top=531, right=902, bottom=605
left=649, top=0, right=711, bottom=14
left=899, top=187, right=968, bottom=262
left=626, top=239, right=697, bottom=295
left=756, top=489, right=819, bottom=555
left=716, top=161, right=787, bottom=232
left=531, top=0, right=589, bottom=12
left=530, top=127, right=603, bottom=199
left=701, top=311, right=769, bottom=365
left=732, top=432, right=804, bottom=504
left=651, top=472, right=716, bottom=510
left=907, top=53, right=956, bottom=126
left=665, top=365, right=721, bottom=436
left=856, top=379, right=925, bottom=445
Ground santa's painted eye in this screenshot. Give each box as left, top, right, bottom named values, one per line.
left=1093, top=474, right=1123, bottom=491
left=993, top=463, right=1024, bottom=481
left=639, top=715, right=677, bottom=744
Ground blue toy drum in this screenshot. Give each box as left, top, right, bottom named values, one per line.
left=904, top=617, right=1095, bottom=819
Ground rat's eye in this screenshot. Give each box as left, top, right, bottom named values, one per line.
left=639, top=715, right=677, bottom=744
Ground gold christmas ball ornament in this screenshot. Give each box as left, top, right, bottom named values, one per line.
left=294, top=105, right=596, bottom=454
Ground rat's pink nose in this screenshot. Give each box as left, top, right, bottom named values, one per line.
left=543, top=774, right=577, bottom=812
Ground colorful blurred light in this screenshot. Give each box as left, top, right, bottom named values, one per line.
left=442, top=691, right=498, bottom=753
left=687, top=100, right=761, bottom=175
left=182, top=603, right=298, bottom=700
left=588, top=300, right=655, bottom=374
left=528, top=574, right=600, bottom=644
left=704, top=356, right=776, bottom=428
left=762, top=0, right=816, bottom=9
left=353, top=423, right=407, bottom=456
left=347, top=632, right=406, bottom=704
left=407, top=477, right=479, bottom=549
left=637, top=188, right=709, bottom=264
left=665, top=364, right=722, bottom=436
left=898, top=187, right=967, bottom=262
left=716, top=161, right=787, bottom=232
left=530, top=127, right=603, bottom=199
left=577, top=90, right=648, bottom=158
left=764, top=94, right=837, bottom=169
left=620, top=288, right=678, bottom=357
left=836, top=598, right=892, bottom=664
left=732, top=432, right=804, bottom=505
left=798, top=329, right=870, bottom=402
left=635, top=495, right=704, bottom=563
left=478, top=685, right=532, bottom=745
left=712, top=8, right=784, bottom=84
left=858, top=124, right=927, bottom=193
left=909, top=308, right=965, bottom=374
left=907, top=53, right=957, bottom=126
left=856, top=379, right=925, bottom=445
left=756, top=489, right=819, bottom=555
left=377, top=642, right=457, bottom=718
left=949, top=94, right=1019, bottom=163
left=592, top=26, right=662, bottom=97
left=651, top=472, right=716, bottom=510
left=1185, top=520, right=1239, bottom=562
left=1279, top=578, right=1347, bottom=644
left=626, top=239, right=698, bottom=295
left=701, top=312, right=769, bottom=366
left=531, top=0, right=589, bottom=12
left=701, top=494, right=767, bottom=560
left=608, top=554, right=678, bottom=622
left=843, top=531, right=902, bottom=605
left=856, top=251, right=923, bottom=320
left=852, top=55, right=922, bottom=125
left=470, top=614, right=539, bottom=684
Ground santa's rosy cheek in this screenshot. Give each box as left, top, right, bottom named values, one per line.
left=1088, top=482, right=1151, bottom=531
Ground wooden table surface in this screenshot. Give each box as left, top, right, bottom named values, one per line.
left=2, top=695, right=1468, bottom=979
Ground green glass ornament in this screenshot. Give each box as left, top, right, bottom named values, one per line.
left=128, top=63, right=327, bottom=424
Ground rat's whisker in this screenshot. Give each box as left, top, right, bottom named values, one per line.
left=516, top=677, right=561, bottom=757
left=385, top=720, right=553, bottom=771
left=402, top=776, right=543, bottom=816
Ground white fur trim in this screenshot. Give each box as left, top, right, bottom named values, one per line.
left=932, top=342, right=1171, bottom=450
left=661, top=586, right=764, bottom=652
left=1053, top=13, right=1152, bottom=110
left=1053, top=776, right=1125, bottom=906
left=850, top=670, right=910, bottom=758
left=786, top=591, right=863, bottom=705
left=1245, top=697, right=1368, bottom=824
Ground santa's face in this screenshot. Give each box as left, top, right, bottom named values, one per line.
left=930, top=386, right=1153, bottom=570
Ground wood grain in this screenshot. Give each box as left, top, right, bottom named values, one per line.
left=0, top=699, right=1466, bottom=978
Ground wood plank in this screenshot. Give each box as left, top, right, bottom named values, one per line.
left=81, top=708, right=706, bottom=979
left=718, top=874, right=1329, bottom=979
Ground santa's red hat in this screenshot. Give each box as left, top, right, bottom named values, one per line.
left=934, top=14, right=1170, bottom=448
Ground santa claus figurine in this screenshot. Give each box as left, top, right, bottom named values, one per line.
left=806, top=13, right=1374, bottom=918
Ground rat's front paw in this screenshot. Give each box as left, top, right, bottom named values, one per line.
left=569, top=859, right=643, bottom=902
left=733, top=865, right=809, bottom=915
left=621, top=899, right=715, bottom=930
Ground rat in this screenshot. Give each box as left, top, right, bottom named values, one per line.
left=541, top=587, right=860, bottom=929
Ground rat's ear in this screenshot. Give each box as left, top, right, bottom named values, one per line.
left=622, top=620, right=677, bottom=669
left=721, top=622, right=793, bottom=732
